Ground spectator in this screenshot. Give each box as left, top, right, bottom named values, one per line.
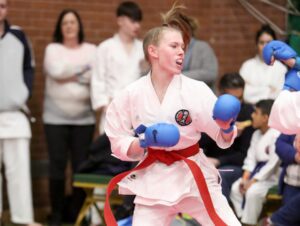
left=91, top=1, right=145, bottom=135
left=200, top=73, right=255, bottom=200
left=239, top=25, right=287, bottom=105
left=182, top=15, right=218, bottom=91
left=43, top=9, right=96, bottom=226
left=263, top=134, right=300, bottom=226
left=0, top=0, right=41, bottom=225
left=230, top=99, right=280, bottom=226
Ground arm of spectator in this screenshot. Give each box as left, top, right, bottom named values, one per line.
left=242, top=132, right=258, bottom=173
left=43, top=44, right=88, bottom=81
left=21, top=32, right=35, bottom=98
left=91, top=44, right=110, bottom=114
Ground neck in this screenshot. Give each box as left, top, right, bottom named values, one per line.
left=118, top=30, right=134, bottom=44
left=260, top=124, right=269, bottom=134
left=150, top=65, right=174, bottom=102
left=0, top=21, right=5, bottom=37
left=63, top=38, right=79, bottom=48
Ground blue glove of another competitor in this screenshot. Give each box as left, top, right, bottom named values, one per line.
left=262, top=40, right=297, bottom=65
left=134, top=123, right=180, bottom=148
left=283, top=69, right=300, bottom=91
left=213, top=94, right=241, bottom=133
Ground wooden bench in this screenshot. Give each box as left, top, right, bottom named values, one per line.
left=73, top=173, right=123, bottom=226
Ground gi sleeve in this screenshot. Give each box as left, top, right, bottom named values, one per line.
left=199, top=84, right=237, bottom=149
left=104, top=90, right=137, bottom=162
left=242, top=131, right=258, bottom=172
left=91, top=44, right=110, bottom=110
left=269, top=90, right=300, bottom=134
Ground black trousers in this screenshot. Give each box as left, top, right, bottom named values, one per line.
left=44, top=124, right=95, bottom=224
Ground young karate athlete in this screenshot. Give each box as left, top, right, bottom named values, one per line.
left=103, top=4, right=241, bottom=226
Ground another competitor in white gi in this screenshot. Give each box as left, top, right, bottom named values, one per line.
left=262, top=40, right=300, bottom=134
left=103, top=4, right=241, bottom=226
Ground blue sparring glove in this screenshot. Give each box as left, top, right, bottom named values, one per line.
left=134, top=123, right=180, bottom=148
left=262, top=40, right=297, bottom=65
left=213, top=94, right=241, bottom=133
left=283, top=69, right=300, bottom=91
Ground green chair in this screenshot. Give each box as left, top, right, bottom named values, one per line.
left=73, top=173, right=123, bottom=226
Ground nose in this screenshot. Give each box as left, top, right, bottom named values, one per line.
left=178, top=47, right=184, bottom=55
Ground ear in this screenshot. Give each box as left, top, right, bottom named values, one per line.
left=263, top=114, right=269, bottom=124
left=148, top=44, right=158, bottom=59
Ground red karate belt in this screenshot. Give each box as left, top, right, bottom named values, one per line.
left=104, top=143, right=227, bottom=226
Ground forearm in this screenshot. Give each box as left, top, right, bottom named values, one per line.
left=127, top=139, right=145, bottom=160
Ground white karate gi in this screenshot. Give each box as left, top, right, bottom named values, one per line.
left=91, top=34, right=144, bottom=133
left=0, top=111, right=34, bottom=223
left=230, top=128, right=280, bottom=225
left=269, top=90, right=300, bottom=134
left=105, top=73, right=241, bottom=226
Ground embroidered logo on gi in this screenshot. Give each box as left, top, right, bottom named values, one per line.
left=175, top=109, right=192, bottom=126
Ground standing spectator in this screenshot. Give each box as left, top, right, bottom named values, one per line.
left=43, top=9, right=96, bottom=226
left=182, top=15, right=218, bottom=91
left=90, top=2, right=144, bottom=224
left=239, top=25, right=287, bottom=105
left=200, top=73, right=255, bottom=200
left=91, top=1, right=145, bottom=135
left=0, top=0, right=41, bottom=225
left=230, top=99, right=280, bottom=226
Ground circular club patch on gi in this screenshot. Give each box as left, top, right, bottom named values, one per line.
left=175, top=109, right=192, bottom=126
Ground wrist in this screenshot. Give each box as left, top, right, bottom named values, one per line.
left=221, top=124, right=234, bottom=134
left=293, top=56, right=300, bottom=70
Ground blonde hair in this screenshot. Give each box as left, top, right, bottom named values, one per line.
left=143, top=3, right=192, bottom=62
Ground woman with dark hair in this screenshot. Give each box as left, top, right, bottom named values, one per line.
left=43, top=9, right=96, bottom=226
left=239, top=24, right=287, bottom=105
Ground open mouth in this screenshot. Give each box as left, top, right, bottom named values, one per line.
left=176, top=59, right=183, bottom=66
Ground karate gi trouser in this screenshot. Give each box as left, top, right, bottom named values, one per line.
left=132, top=195, right=241, bottom=226
left=0, top=138, right=34, bottom=224
left=230, top=178, right=275, bottom=225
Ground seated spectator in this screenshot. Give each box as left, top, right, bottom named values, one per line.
left=263, top=133, right=300, bottom=226
left=181, top=15, right=218, bottom=91
left=200, top=73, right=254, bottom=200
left=230, top=99, right=280, bottom=226
left=239, top=25, right=287, bottom=105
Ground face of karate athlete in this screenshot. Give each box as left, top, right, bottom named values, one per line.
left=61, top=12, right=80, bottom=42
left=155, top=29, right=185, bottom=75
left=118, top=16, right=141, bottom=39
left=251, top=107, right=268, bottom=129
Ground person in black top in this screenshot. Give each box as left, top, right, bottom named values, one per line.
left=199, top=72, right=255, bottom=200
